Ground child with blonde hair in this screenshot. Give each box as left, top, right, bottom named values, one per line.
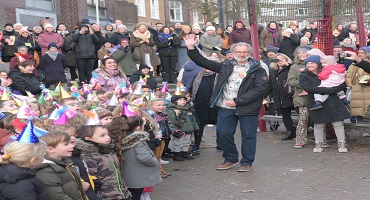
left=0, top=141, right=47, bottom=199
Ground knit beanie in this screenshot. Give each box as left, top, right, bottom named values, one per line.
left=96, top=108, right=112, bottom=120
left=79, top=24, right=89, bottom=31
left=19, top=29, right=29, bottom=35
left=44, top=23, right=54, bottom=29
left=307, top=48, right=326, bottom=57
left=234, top=20, right=244, bottom=27
left=4, top=23, right=13, bottom=28
left=266, top=48, right=278, bottom=54
left=304, top=55, right=322, bottom=66
left=117, top=25, right=127, bottom=30
left=48, top=42, right=58, bottom=50
left=182, top=25, right=191, bottom=32
left=205, top=26, right=215, bottom=31
left=297, top=45, right=312, bottom=53
left=139, top=63, right=150, bottom=71
left=321, top=56, right=337, bottom=65
left=192, top=23, right=201, bottom=30
left=289, top=22, right=297, bottom=26
left=81, top=18, right=90, bottom=25
left=300, top=37, right=310, bottom=43
left=284, top=28, right=293, bottom=34
left=171, top=95, right=186, bottom=103
left=360, top=46, right=370, bottom=54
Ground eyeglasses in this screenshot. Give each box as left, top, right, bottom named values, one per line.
left=235, top=51, right=249, bottom=55
left=67, top=103, right=82, bottom=107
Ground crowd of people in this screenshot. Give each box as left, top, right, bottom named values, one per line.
left=0, top=16, right=370, bottom=200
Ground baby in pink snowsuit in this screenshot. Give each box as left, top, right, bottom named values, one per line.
left=310, top=55, right=348, bottom=110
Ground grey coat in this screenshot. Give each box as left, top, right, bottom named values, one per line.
left=177, top=40, right=190, bottom=71
left=111, top=47, right=141, bottom=76
left=121, top=131, right=162, bottom=188
left=199, top=33, right=223, bottom=56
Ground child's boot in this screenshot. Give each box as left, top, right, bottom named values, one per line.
left=172, top=152, right=185, bottom=161
left=338, top=141, right=348, bottom=153
left=181, top=151, right=194, bottom=160
left=313, top=141, right=323, bottom=153
left=309, top=101, right=323, bottom=110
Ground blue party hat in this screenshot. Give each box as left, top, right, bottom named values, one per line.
left=34, top=126, right=49, bottom=138
left=16, top=121, right=39, bottom=143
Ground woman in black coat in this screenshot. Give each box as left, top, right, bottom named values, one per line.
left=8, top=59, right=42, bottom=95
left=299, top=55, right=350, bottom=153
left=190, top=67, right=219, bottom=153
left=14, top=29, right=36, bottom=55
left=267, top=53, right=295, bottom=140
left=154, top=26, right=181, bottom=83
left=279, top=29, right=299, bottom=60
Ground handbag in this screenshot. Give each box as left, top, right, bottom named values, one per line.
left=282, top=80, right=295, bottom=97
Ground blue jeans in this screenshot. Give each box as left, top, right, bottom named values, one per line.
left=217, top=108, right=258, bottom=166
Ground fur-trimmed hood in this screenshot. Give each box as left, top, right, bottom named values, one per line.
left=121, top=131, right=149, bottom=150
left=75, top=139, right=114, bottom=154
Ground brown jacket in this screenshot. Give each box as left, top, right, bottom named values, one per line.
left=130, top=30, right=160, bottom=66
left=259, top=28, right=282, bottom=49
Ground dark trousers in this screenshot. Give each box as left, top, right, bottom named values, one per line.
left=280, top=107, right=295, bottom=131
left=77, top=58, right=95, bottom=83
left=68, top=65, right=78, bottom=80
left=2, top=56, right=13, bottom=62
left=194, top=123, right=207, bottom=146
left=128, top=188, right=144, bottom=200
left=160, top=56, right=177, bottom=82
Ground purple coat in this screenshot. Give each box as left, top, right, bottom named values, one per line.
left=38, top=31, right=64, bottom=55
left=228, top=28, right=251, bottom=46
left=94, top=68, right=131, bottom=92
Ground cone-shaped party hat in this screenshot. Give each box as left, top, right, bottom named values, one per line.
left=161, top=82, right=168, bottom=92
left=121, top=102, right=137, bottom=117
left=16, top=121, right=39, bottom=143
left=33, top=126, right=49, bottom=138
left=1, top=89, right=11, bottom=100
left=133, top=82, right=143, bottom=95
left=84, top=109, right=100, bottom=125
left=17, top=100, right=31, bottom=119
left=60, top=86, right=72, bottom=99
left=53, top=111, right=68, bottom=125
left=108, top=93, right=119, bottom=106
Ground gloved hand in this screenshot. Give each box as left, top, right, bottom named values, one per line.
left=172, top=130, right=185, bottom=138
left=125, top=46, right=131, bottom=53
left=155, top=139, right=161, bottom=147
left=131, top=46, right=135, bottom=53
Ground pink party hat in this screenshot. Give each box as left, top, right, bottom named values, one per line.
left=121, top=102, right=136, bottom=117
left=53, top=111, right=68, bottom=125
left=17, top=101, right=32, bottom=119
left=161, top=82, right=168, bottom=92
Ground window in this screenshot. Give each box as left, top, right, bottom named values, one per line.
left=169, top=1, right=183, bottom=22
left=87, top=0, right=107, bottom=18
left=193, top=11, right=199, bottom=24
left=260, top=7, right=287, bottom=16
left=275, top=8, right=287, bottom=16
left=295, top=8, right=308, bottom=16
left=240, top=7, right=247, bottom=19
left=151, top=0, right=160, bottom=19
left=260, top=8, right=274, bottom=16
left=26, top=0, right=55, bottom=11
left=137, top=0, right=146, bottom=17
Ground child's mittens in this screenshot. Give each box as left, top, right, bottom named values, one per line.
left=172, top=130, right=185, bottom=138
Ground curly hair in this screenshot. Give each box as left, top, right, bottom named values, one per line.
left=68, top=113, right=88, bottom=131
left=38, top=101, right=56, bottom=117
left=108, top=117, right=129, bottom=167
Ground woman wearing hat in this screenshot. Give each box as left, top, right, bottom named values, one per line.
left=2, top=23, right=19, bottom=62
left=346, top=46, right=370, bottom=121
left=199, top=26, right=223, bottom=56
left=111, top=38, right=141, bottom=77
left=38, top=23, right=64, bottom=55
left=228, top=20, right=251, bottom=46
left=103, top=22, right=115, bottom=39
left=154, top=26, right=181, bottom=83
left=14, top=29, right=35, bottom=56
left=279, top=28, right=299, bottom=60
left=109, top=24, right=129, bottom=46
left=94, top=57, right=130, bottom=92
left=260, top=21, right=282, bottom=53
left=287, top=45, right=311, bottom=148
left=299, top=55, right=349, bottom=153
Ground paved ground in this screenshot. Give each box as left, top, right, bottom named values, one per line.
left=151, top=125, right=370, bottom=200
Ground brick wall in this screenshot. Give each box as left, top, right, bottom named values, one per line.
left=114, top=0, right=138, bottom=30
left=59, top=0, right=79, bottom=30
left=0, top=0, right=25, bottom=26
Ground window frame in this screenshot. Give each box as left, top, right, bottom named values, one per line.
left=151, top=0, right=160, bottom=20
left=87, top=0, right=107, bottom=19
left=25, top=0, right=55, bottom=11
left=169, top=1, right=183, bottom=22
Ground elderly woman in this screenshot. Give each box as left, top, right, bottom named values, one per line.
left=154, top=26, right=181, bottom=83
left=8, top=59, right=41, bottom=95
left=260, top=21, right=282, bottom=52
left=37, top=23, right=64, bottom=55
left=346, top=46, right=370, bottom=121
left=199, top=26, right=223, bottom=56
left=94, top=57, right=130, bottom=92
left=287, top=46, right=311, bottom=148
left=266, top=53, right=295, bottom=141
left=299, top=55, right=349, bottom=153
left=130, top=22, right=160, bottom=70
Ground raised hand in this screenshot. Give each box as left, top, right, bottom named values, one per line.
left=183, top=34, right=198, bottom=50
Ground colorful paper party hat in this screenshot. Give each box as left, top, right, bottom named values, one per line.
left=121, top=102, right=136, bottom=117
left=16, top=121, right=39, bottom=143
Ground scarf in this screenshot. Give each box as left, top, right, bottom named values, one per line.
left=18, top=53, right=31, bottom=60
left=84, top=140, right=115, bottom=154
left=57, top=30, right=69, bottom=37
left=105, top=68, right=120, bottom=77
left=341, top=43, right=356, bottom=50
left=133, top=29, right=151, bottom=40
left=47, top=52, right=58, bottom=61
left=268, top=27, right=279, bottom=46
left=158, top=33, right=172, bottom=43
left=191, top=69, right=217, bottom=101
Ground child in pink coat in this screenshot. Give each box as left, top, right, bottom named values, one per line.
left=310, top=55, right=348, bottom=110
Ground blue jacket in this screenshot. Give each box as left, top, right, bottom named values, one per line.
left=182, top=60, right=202, bottom=90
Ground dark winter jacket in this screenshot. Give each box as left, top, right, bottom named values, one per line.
left=266, top=65, right=294, bottom=110
left=336, top=30, right=358, bottom=42
left=69, top=147, right=98, bottom=200
left=39, top=53, right=67, bottom=83
left=94, top=31, right=108, bottom=53
left=279, top=35, right=300, bottom=60
left=299, top=69, right=350, bottom=123
left=78, top=139, right=131, bottom=200
left=187, top=48, right=268, bottom=115
left=0, top=164, right=46, bottom=200
left=181, top=60, right=202, bottom=90
left=167, top=103, right=199, bottom=133
left=14, top=36, right=36, bottom=55
left=35, top=156, right=88, bottom=200
left=228, top=28, right=252, bottom=46
left=355, top=59, right=370, bottom=73
left=129, top=71, right=158, bottom=90
left=2, top=30, right=19, bottom=58
left=61, top=32, right=78, bottom=67
left=109, top=32, right=130, bottom=46
left=8, top=66, right=41, bottom=95
left=111, top=46, right=141, bottom=76
left=72, top=32, right=99, bottom=59
left=154, top=33, right=181, bottom=57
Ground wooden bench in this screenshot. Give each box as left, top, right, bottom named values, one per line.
left=260, top=114, right=370, bottom=144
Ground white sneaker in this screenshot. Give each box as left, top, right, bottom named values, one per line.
left=160, top=159, right=169, bottom=165
left=338, top=141, right=348, bottom=153
left=313, top=141, right=323, bottom=153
